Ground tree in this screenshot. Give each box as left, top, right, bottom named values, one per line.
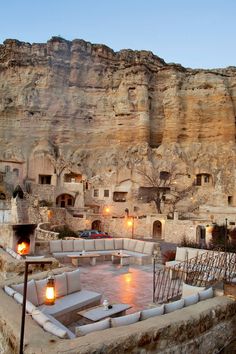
left=136, top=164, right=197, bottom=214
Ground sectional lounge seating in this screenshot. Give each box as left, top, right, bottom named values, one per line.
left=75, top=287, right=214, bottom=337
left=4, top=268, right=102, bottom=339
left=49, top=238, right=156, bottom=265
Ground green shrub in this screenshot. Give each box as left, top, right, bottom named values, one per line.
left=57, top=225, right=78, bottom=239
left=180, top=235, right=199, bottom=249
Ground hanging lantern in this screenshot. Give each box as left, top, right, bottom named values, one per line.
left=45, top=275, right=55, bottom=305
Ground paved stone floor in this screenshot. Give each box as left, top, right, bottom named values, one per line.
left=74, top=261, right=163, bottom=314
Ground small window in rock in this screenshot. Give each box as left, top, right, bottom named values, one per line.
left=228, top=196, right=233, bottom=206
left=5, top=166, right=10, bottom=173
left=94, top=189, right=99, bottom=197
left=204, top=175, right=210, bottom=183
left=113, top=192, right=127, bottom=202
left=104, top=189, right=109, bottom=197
left=39, top=175, right=51, bottom=184
left=13, top=168, right=19, bottom=177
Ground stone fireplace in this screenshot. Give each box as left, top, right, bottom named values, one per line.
left=0, top=223, right=37, bottom=255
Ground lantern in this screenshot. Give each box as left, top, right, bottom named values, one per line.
left=45, top=275, right=55, bottom=305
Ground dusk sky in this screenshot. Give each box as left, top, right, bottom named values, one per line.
left=1, top=0, right=235, bottom=69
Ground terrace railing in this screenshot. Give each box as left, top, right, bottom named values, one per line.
left=153, top=250, right=236, bottom=304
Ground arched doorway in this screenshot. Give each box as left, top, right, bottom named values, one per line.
left=92, top=220, right=102, bottom=231
left=56, top=194, right=75, bottom=208
left=196, top=225, right=206, bottom=248
left=153, top=220, right=162, bottom=240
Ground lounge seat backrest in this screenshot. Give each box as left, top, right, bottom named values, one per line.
left=114, top=238, right=123, bottom=250
left=84, top=240, right=95, bottom=251
left=175, top=247, right=187, bottom=262
left=123, top=239, right=130, bottom=250
left=62, top=240, right=74, bottom=252
left=111, top=311, right=140, bottom=327
left=182, top=282, right=205, bottom=297
left=35, top=279, right=47, bottom=305
left=76, top=318, right=110, bottom=337
left=164, top=299, right=184, bottom=314
left=143, top=242, right=154, bottom=255
left=127, top=239, right=137, bottom=251
left=140, top=305, right=164, bottom=320
left=12, top=279, right=39, bottom=306
left=94, top=239, right=105, bottom=251
left=50, top=240, right=62, bottom=253
left=134, top=241, right=145, bottom=254
left=104, top=239, right=115, bottom=250
left=55, top=273, right=68, bottom=297
left=73, top=239, right=84, bottom=251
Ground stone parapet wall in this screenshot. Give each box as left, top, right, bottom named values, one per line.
left=0, top=294, right=235, bottom=353
left=36, top=222, right=59, bottom=240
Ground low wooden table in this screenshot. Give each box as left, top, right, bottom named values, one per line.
left=78, top=303, right=132, bottom=323
left=111, top=252, right=131, bottom=266
left=68, top=253, right=100, bottom=266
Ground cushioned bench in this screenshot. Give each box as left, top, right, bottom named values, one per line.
left=75, top=287, right=214, bottom=337
left=4, top=269, right=102, bottom=339
left=49, top=238, right=156, bottom=265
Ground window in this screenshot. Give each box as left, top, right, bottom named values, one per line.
left=93, top=189, right=99, bottom=197
left=228, top=196, right=233, bottom=206
left=5, top=166, right=10, bottom=173
left=67, top=198, right=73, bottom=206
left=13, top=168, right=19, bottom=177
left=113, top=192, right=127, bottom=202
left=104, top=189, right=109, bottom=197
left=196, top=175, right=202, bottom=186
left=204, top=175, right=210, bottom=183
left=39, top=175, right=51, bottom=184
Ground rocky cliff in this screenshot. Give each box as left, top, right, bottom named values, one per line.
left=0, top=37, right=236, bottom=201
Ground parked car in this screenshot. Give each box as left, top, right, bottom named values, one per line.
left=79, top=230, right=112, bottom=239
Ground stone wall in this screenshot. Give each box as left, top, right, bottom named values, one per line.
left=0, top=293, right=235, bottom=353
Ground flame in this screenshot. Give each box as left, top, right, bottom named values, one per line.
left=17, top=242, right=30, bottom=255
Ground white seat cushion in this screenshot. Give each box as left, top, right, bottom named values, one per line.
left=182, top=282, right=205, bottom=298
left=134, top=241, right=144, bottom=253
left=143, top=242, right=154, bottom=255
left=35, top=278, right=47, bottom=305
left=84, top=240, right=95, bottom=251
left=175, top=247, right=187, bottom=262
left=104, top=239, right=114, bottom=250
left=114, top=238, right=123, bottom=250
left=140, top=305, right=164, bottom=320
left=32, top=309, right=50, bottom=327
left=66, top=269, right=81, bottom=294
left=4, top=285, right=15, bottom=297
left=75, top=318, right=110, bottom=337
left=43, top=321, right=68, bottom=339
left=49, top=240, right=62, bottom=253
left=73, top=239, right=84, bottom=251
left=26, top=300, right=36, bottom=314
left=12, top=279, right=39, bottom=306
left=94, top=239, right=105, bottom=251
left=199, top=287, right=214, bottom=301
left=39, top=290, right=102, bottom=317
left=164, top=299, right=184, bottom=314
left=183, top=294, right=199, bottom=307
left=111, top=312, right=140, bottom=327
left=62, top=240, right=74, bottom=252
left=14, top=292, right=23, bottom=304
left=55, top=273, right=67, bottom=298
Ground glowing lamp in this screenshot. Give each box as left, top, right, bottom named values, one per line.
left=45, top=276, right=55, bottom=305
left=127, top=219, right=133, bottom=227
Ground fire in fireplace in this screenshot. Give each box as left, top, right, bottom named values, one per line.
left=12, top=224, right=36, bottom=255
left=17, top=238, right=30, bottom=255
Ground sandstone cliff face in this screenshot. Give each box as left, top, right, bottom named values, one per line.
left=0, top=37, right=236, bottom=210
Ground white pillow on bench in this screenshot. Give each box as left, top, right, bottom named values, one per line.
left=12, top=279, right=39, bottom=306
left=199, top=287, right=214, bottom=301
left=73, top=239, right=84, bottom=251
left=164, top=299, right=184, bottom=314
left=183, top=293, right=199, bottom=307
left=32, top=309, right=50, bottom=327
left=50, top=240, right=62, bottom=253
left=140, top=305, right=164, bottom=320
left=55, top=273, right=67, bottom=298
left=111, top=312, right=140, bottom=327
left=4, top=285, right=15, bottom=297
left=66, top=269, right=81, bottom=294
left=182, top=282, right=205, bottom=298
left=75, top=318, right=110, bottom=336
left=62, top=240, right=74, bottom=252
